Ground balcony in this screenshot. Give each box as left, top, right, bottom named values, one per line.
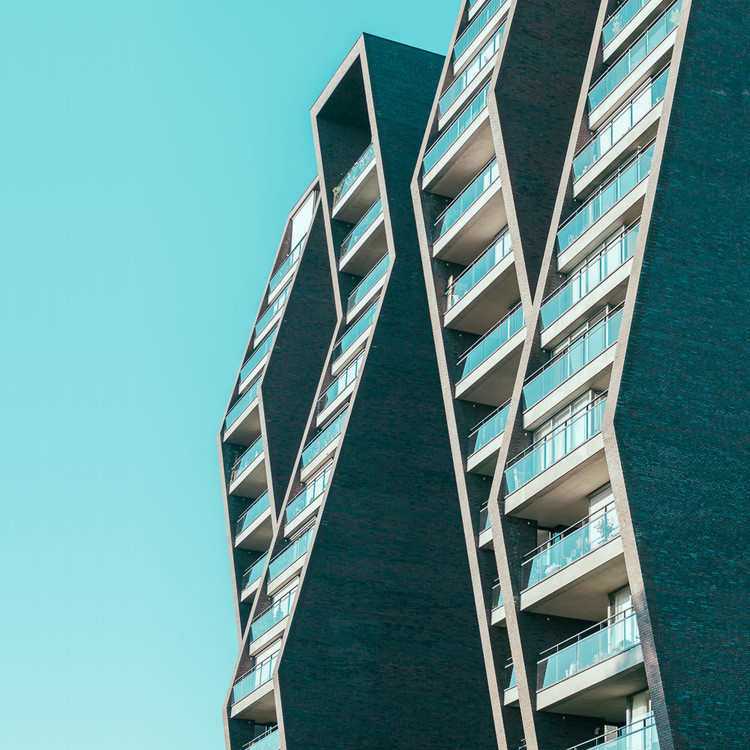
left=603, top=0, right=670, bottom=59
left=588, top=0, right=681, bottom=127
left=240, top=552, right=268, bottom=602
left=347, top=254, right=389, bottom=322
left=504, top=396, right=609, bottom=525
left=520, top=503, right=627, bottom=620
left=316, top=356, right=362, bottom=427
left=230, top=654, right=277, bottom=721
left=438, top=26, right=505, bottom=126
left=243, top=727, right=281, bottom=750
left=249, top=589, right=296, bottom=654
left=504, top=663, right=518, bottom=705
left=566, top=716, right=659, bottom=750
left=444, top=231, right=515, bottom=333
left=523, top=307, right=623, bottom=429
left=536, top=609, right=646, bottom=720
left=454, top=0, right=510, bottom=65
left=331, top=143, right=378, bottom=223
left=478, top=502, right=493, bottom=548
left=267, top=527, right=314, bottom=591
left=454, top=303, right=525, bottom=404
left=255, top=284, right=290, bottom=344
left=557, top=143, right=654, bottom=272
left=339, top=197, right=386, bottom=274
left=224, top=377, right=261, bottom=444
left=490, top=580, right=506, bottom=625
left=300, top=409, right=347, bottom=480
left=284, top=466, right=330, bottom=536
left=432, top=159, right=506, bottom=264
left=229, top=436, right=267, bottom=497
left=573, top=67, right=668, bottom=196
left=331, top=302, right=378, bottom=374
left=467, top=402, right=510, bottom=475
left=269, top=239, right=303, bottom=301
left=541, top=224, right=637, bottom=346
left=235, top=491, right=273, bottom=551
left=423, top=84, right=494, bottom=195
left=239, top=329, right=277, bottom=393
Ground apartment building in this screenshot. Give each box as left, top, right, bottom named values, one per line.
left=219, top=2, right=746, bottom=749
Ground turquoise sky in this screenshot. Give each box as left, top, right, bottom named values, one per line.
left=0, top=1, right=456, bottom=748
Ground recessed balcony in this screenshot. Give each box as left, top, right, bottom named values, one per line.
left=588, top=0, right=681, bottom=129
left=478, top=502, right=493, bottom=549
left=229, top=437, right=268, bottom=498
left=346, top=254, right=389, bottom=324
left=536, top=609, right=646, bottom=721
left=238, top=329, right=277, bottom=395
left=284, top=466, right=330, bottom=538
left=254, top=284, right=290, bottom=346
left=267, top=526, right=314, bottom=594
left=523, top=307, right=623, bottom=430
left=300, top=409, right=347, bottom=481
left=316, top=355, right=362, bottom=427
left=230, top=653, right=277, bottom=721
left=467, top=401, right=509, bottom=475
left=240, top=552, right=268, bottom=603
left=565, top=715, right=659, bottom=750
left=602, top=0, right=672, bottom=61
left=243, top=726, right=281, bottom=750
left=235, top=491, right=273, bottom=551
left=444, top=231, right=515, bottom=334
left=338, top=198, right=387, bottom=275
left=490, top=580, right=506, bottom=626
left=268, top=240, right=304, bottom=303
left=330, top=303, right=377, bottom=375
left=432, top=159, right=506, bottom=264
left=453, top=0, right=511, bottom=70
left=224, top=377, right=261, bottom=445
left=504, top=395, right=609, bottom=526
left=540, top=224, right=637, bottom=349
left=249, top=589, right=296, bottom=656
left=557, top=142, right=654, bottom=272
left=331, top=143, right=378, bottom=223
left=454, top=303, right=525, bottom=404
left=520, top=503, right=627, bottom=620
left=504, top=663, right=518, bottom=705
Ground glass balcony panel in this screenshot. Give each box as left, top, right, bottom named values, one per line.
left=332, top=144, right=375, bottom=207
left=340, top=198, right=383, bottom=257
left=317, top=356, right=362, bottom=414
left=491, top=581, right=503, bottom=609
left=439, top=27, right=504, bottom=115
left=250, top=589, right=296, bottom=640
left=446, top=231, right=512, bottom=310
left=240, top=330, right=277, bottom=384
left=435, top=159, right=499, bottom=239
left=589, top=1, right=682, bottom=112
left=458, top=303, right=524, bottom=380
left=268, top=527, right=314, bottom=580
left=573, top=68, right=668, bottom=180
left=226, top=379, right=261, bottom=429
left=506, top=665, right=516, bottom=689
left=244, top=727, right=281, bottom=750
left=231, top=437, right=264, bottom=482
left=557, top=144, right=654, bottom=253
left=347, top=254, right=390, bottom=312
left=236, top=492, right=271, bottom=536
left=479, top=502, right=490, bottom=532
left=524, top=503, right=620, bottom=588
left=301, top=409, right=348, bottom=468
left=285, top=466, right=331, bottom=524
left=454, top=0, right=509, bottom=60
left=269, top=240, right=303, bottom=294
left=537, top=609, right=640, bottom=689
left=242, top=552, right=268, bottom=590
left=331, top=303, right=378, bottom=361
left=424, top=85, right=489, bottom=174
left=256, top=284, right=289, bottom=338
left=524, top=310, right=623, bottom=407
left=469, top=402, right=510, bottom=454
left=505, top=396, right=607, bottom=493
left=571, top=716, right=658, bottom=750
left=603, top=0, right=651, bottom=47
left=541, top=224, right=638, bottom=328
left=232, top=654, right=277, bottom=703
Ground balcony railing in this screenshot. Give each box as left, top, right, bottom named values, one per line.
left=232, top=653, right=277, bottom=704
left=226, top=378, right=261, bottom=430
left=491, top=579, right=503, bottom=609
left=540, top=223, right=638, bottom=329
left=250, top=589, right=296, bottom=641
left=242, top=552, right=268, bottom=590
left=504, top=395, right=607, bottom=494
left=317, top=356, right=362, bottom=415
left=255, top=284, right=289, bottom=339
left=574, top=67, right=668, bottom=180
left=236, top=492, right=271, bottom=536
left=269, top=238, right=304, bottom=294
left=340, top=198, right=383, bottom=257
left=240, top=330, right=277, bottom=384
left=524, top=307, right=623, bottom=408
left=231, top=437, right=264, bottom=482
left=446, top=230, right=512, bottom=310
left=505, top=662, right=516, bottom=689
left=285, top=467, right=330, bottom=524
left=347, top=254, right=389, bottom=312
left=566, top=715, right=658, bottom=750
left=243, top=727, right=280, bottom=750
left=331, top=303, right=378, bottom=362
left=424, top=84, right=489, bottom=174
left=522, top=502, right=620, bottom=589
left=537, top=608, right=640, bottom=690
left=479, top=502, right=491, bottom=532
left=589, top=0, right=682, bottom=112
left=557, top=142, right=654, bottom=253
left=268, top=527, right=314, bottom=580
left=454, top=0, right=509, bottom=60
left=301, top=409, right=347, bottom=468
left=333, top=143, right=375, bottom=207
left=457, top=303, right=524, bottom=380
left=435, top=158, right=499, bottom=239
left=603, top=0, right=654, bottom=47
left=468, top=401, right=510, bottom=455
left=439, top=27, right=504, bottom=115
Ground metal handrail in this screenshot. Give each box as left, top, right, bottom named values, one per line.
left=468, top=399, right=511, bottom=438
left=457, top=301, right=523, bottom=364
left=340, top=197, right=383, bottom=253
left=435, top=156, right=497, bottom=225
left=236, top=491, right=271, bottom=535
left=332, top=143, right=375, bottom=206
left=347, top=254, right=390, bottom=312
left=242, top=726, right=279, bottom=750
left=445, top=230, right=512, bottom=299
left=539, top=607, right=637, bottom=658
left=563, top=716, right=655, bottom=750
